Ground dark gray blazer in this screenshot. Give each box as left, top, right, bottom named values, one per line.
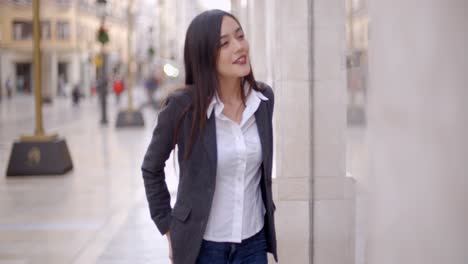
left=142, top=83, right=277, bottom=264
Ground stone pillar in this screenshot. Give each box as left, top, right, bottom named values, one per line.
left=247, top=0, right=268, bottom=82
left=70, top=51, right=80, bottom=88
left=272, top=0, right=355, bottom=263
left=50, top=51, right=58, bottom=97
left=0, top=51, right=4, bottom=98
left=81, top=52, right=91, bottom=97
left=42, top=51, right=58, bottom=99
left=271, top=0, right=314, bottom=262
left=232, top=0, right=271, bottom=82
left=233, top=1, right=355, bottom=262
left=42, top=51, right=52, bottom=100
left=367, top=1, right=468, bottom=264
left=1, top=52, right=15, bottom=96
left=311, top=0, right=355, bottom=263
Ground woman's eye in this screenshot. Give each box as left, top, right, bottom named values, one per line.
left=221, top=42, right=228, bottom=47
left=238, top=34, right=244, bottom=39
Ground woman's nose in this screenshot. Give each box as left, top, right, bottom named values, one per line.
left=232, top=39, right=243, bottom=52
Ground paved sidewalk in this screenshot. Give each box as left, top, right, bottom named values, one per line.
left=96, top=193, right=172, bottom=264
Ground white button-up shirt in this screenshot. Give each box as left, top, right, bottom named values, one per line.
left=202, top=86, right=268, bottom=243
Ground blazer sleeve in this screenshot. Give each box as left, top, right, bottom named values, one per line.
left=141, top=96, right=180, bottom=235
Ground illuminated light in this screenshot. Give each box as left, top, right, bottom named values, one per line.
left=163, top=63, right=179, bottom=78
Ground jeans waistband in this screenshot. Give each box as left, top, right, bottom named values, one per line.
left=203, top=226, right=265, bottom=246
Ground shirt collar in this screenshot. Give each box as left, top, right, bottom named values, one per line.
left=206, top=83, right=269, bottom=119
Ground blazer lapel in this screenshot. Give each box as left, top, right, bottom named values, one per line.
left=202, top=114, right=218, bottom=174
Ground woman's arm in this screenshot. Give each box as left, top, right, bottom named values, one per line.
left=141, top=96, right=180, bottom=235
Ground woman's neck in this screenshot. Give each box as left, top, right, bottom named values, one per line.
left=218, top=77, right=242, bottom=105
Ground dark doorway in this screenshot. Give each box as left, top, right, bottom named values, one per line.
left=57, top=62, right=68, bottom=96
left=15, top=63, right=32, bottom=94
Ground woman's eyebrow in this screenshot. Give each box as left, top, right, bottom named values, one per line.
left=220, top=27, right=243, bottom=39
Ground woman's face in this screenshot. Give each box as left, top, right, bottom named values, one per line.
left=216, top=16, right=251, bottom=80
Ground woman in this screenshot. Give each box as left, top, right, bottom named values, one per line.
left=142, top=9, right=277, bottom=264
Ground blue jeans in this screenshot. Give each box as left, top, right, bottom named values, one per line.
left=195, top=228, right=268, bottom=264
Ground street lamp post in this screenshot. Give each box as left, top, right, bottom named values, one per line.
left=6, top=0, right=73, bottom=176
left=96, top=0, right=110, bottom=125
left=115, top=0, right=145, bottom=128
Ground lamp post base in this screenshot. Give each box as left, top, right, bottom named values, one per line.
left=6, top=137, right=73, bottom=176
left=115, top=109, right=145, bottom=128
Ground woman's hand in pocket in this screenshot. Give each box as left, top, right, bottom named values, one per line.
left=166, top=231, right=174, bottom=264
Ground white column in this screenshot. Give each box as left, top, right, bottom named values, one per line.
left=272, top=0, right=355, bottom=263
left=247, top=0, right=267, bottom=81
left=3, top=53, right=15, bottom=95
left=367, top=1, right=468, bottom=264
left=312, top=0, right=355, bottom=263
left=70, top=51, right=80, bottom=87
left=0, top=51, right=4, bottom=97
left=233, top=1, right=354, bottom=263
left=81, top=52, right=91, bottom=97
left=41, top=51, right=52, bottom=99
left=272, top=0, right=313, bottom=262
left=0, top=52, right=13, bottom=95
left=50, top=51, right=58, bottom=97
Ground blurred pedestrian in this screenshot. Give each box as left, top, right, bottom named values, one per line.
left=113, top=78, right=124, bottom=105
left=141, top=10, right=277, bottom=264
left=71, top=83, right=81, bottom=107
left=6, top=76, right=13, bottom=99
left=144, top=74, right=159, bottom=109
left=58, top=74, right=66, bottom=97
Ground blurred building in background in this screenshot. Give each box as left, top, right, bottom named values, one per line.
left=156, top=0, right=198, bottom=62
left=137, top=0, right=199, bottom=83
left=346, top=0, right=369, bottom=126
left=137, top=0, right=231, bottom=87
left=0, top=0, right=130, bottom=99
left=0, top=0, right=237, bottom=100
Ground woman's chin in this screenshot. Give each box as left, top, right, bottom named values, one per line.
left=239, top=68, right=252, bottom=77
left=219, top=68, right=251, bottom=80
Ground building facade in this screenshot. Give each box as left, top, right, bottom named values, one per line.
left=0, top=0, right=130, bottom=99
left=345, top=0, right=369, bottom=125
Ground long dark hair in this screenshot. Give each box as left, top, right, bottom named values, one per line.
left=174, top=9, right=264, bottom=159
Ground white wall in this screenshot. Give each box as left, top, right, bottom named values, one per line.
left=367, top=1, right=468, bottom=263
